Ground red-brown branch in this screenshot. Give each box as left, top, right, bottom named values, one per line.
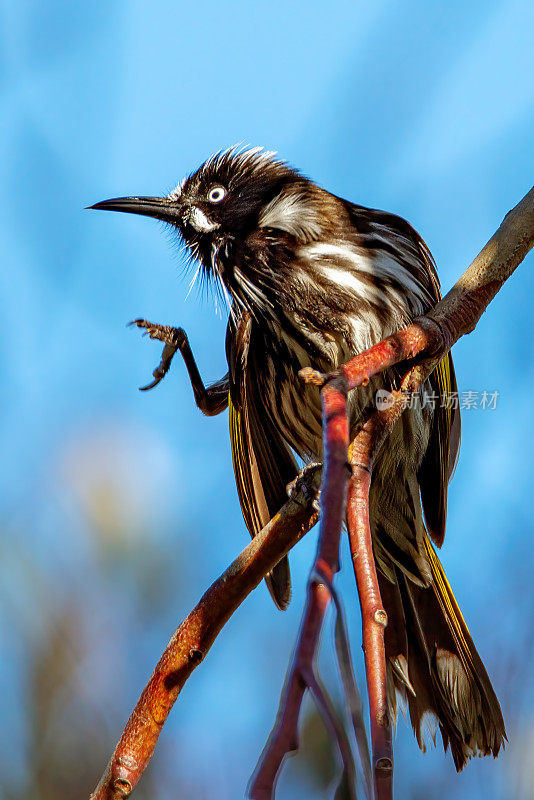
left=89, top=468, right=321, bottom=800
left=248, top=581, right=331, bottom=800
left=346, top=394, right=408, bottom=800
left=249, top=378, right=351, bottom=800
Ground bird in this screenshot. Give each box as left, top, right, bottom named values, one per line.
left=90, top=146, right=505, bottom=770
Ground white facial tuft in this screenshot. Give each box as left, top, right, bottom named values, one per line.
left=189, top=206, right=220, bottom=233
left=259, top=191, right=322, bottom=242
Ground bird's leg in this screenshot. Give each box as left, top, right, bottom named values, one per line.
left=130, top=318, right=229, bottom=416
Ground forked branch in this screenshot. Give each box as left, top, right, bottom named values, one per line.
left=248, top=380, right=353, bottom=800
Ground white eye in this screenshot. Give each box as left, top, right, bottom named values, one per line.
left=207, top=185, right=227, bottom=203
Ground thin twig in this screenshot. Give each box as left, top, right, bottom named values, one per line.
left=249, top=378, right=351, bottom=799
left=346, top=393, right=408, bottom=800
left=305, top=669, right=358, bottom=800
left=247, top=580, right=331, bottom=800
left=331, top=581, right=373, bottom=800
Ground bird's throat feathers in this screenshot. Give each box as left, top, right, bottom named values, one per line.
left=205, top=182, right=350, bottom=319
left=173, top=148, right=348, bottom=312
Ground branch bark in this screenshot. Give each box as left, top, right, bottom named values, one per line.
left=346, top=394, right=408, bottom=800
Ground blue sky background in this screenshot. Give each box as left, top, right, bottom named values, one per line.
left=1, top=1, right=534, bottom=798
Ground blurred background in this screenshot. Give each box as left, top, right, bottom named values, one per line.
left=1, top=1, right=534, bottom=798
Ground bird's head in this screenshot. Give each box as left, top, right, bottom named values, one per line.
left=90, top=147, right=332, bottom=315
left=89, top=146, right=318, bottom=251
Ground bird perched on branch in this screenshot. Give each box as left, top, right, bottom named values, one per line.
left=90, top=146, right=505, bottom=770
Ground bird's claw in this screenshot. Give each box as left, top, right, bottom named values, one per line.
left=130, top=319, right=188, bottom=391
left=129, top=318, right=188, bottom=349
left=139, top=369, right=165, bottom=392
left=286, top=462, right=322, bottom=508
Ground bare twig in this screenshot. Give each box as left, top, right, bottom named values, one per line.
left=306, top=670, right=358, bottom=800
left=331, top=580, right=372, bottom=800
left=249, top=378, right=351, bottom=799
left=346, top=393, right=408, bottom=800
left=248, top=580, right=332, bottom=800
left=89, top=467, right=321, bottom=800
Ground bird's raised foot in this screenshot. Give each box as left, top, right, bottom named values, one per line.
left=129, top=319, right=188, bottom=391
left=129, top=318, right=188, bottom=348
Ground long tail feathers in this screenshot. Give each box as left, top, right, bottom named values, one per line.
left=381, top=534, right=506, bottom=771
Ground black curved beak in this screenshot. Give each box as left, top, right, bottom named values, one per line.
left=87, top=196, right=181, bottom=224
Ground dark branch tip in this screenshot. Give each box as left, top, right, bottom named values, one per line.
left=374, top=609, right=388, bottom=627
left=189, top=648, right=204, bottom=664
left=112, top=777, right=132, bottom=797
left=375, top=757, right=393, bottom=773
